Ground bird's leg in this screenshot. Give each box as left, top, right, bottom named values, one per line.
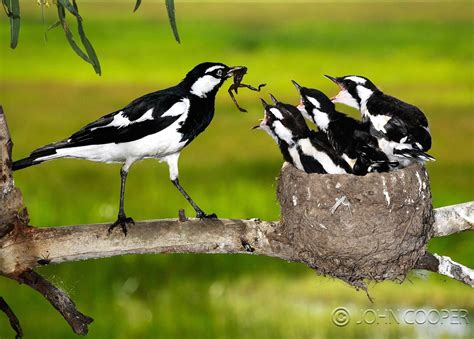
left=164, top=153, right=217, bottom=219
left=172, top=179, right=217, bottom=219
left=108, top=167, right=135, bottom=235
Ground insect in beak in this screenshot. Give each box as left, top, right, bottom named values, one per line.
left=228, top=67, right=266, bottom=112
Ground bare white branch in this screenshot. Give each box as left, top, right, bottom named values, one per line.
left=432, top=201, right=474, bottom=237
left=0, top=218, right=292, bottom=275
left=433, top=253, right=474, bottom=287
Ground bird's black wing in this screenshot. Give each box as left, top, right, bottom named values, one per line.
left=328, top=113, right=365, bottom=157
left=307, top=134, right=353, bottom=173
left=367, top=94, right=431, bottom=150
left=46, top=89, right=186, bottom=150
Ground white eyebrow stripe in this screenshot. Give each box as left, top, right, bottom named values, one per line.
left=307, top=96, right=321, bottom=109
left=205, top=65, right=225, bottom=73
left=345, top=76, right=367, bottom=84
left=269, top=108, right=283, bottom=120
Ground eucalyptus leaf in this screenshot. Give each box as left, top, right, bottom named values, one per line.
left=46, top=20, right=61, bottom=33
left=4, top=0, right=20, bottom=49
left=44, top=19, right=60, bottom=41
left=165, top=0, right=180, bottom=43
left=57, top=3, right=91, bottom=63
left=73, top=0, right=101, bottom=75
left=133, top=0, right=142, bottom=12
left=57, top=0, right=81, bottom=20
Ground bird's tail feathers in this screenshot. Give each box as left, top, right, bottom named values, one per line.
left=394, top=149, right=435, bottom=162
left=12, top=141, right=67, bottom=171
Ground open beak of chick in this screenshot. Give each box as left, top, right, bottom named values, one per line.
left=324, top=74, right=346, bottom=101
left=253, top=98, right=270, bottom=130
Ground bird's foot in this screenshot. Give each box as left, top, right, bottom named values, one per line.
left=108, top=215, right=135, bottom=236
left=196, top=211, right=218, bottom=219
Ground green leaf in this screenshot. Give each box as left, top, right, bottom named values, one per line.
left=165, top=0, right=180, bottom=43
left=57, top=3, right=91, bottom=63
left=3, top=0, right=21, bottom=49
left=73, top=0, right=101, bottom=75
left=46, top=20, right=61, bottom=33
left=57, top=0, right=81, bottom=20
left=133, top=0, right=142, bottom=12
left=44, top=19, right=60, bottom=41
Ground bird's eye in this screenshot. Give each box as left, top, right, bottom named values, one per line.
left=216, top=70, right=223, bottom=77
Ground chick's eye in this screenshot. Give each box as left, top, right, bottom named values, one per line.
left=216, top=70, right=223, bottom=77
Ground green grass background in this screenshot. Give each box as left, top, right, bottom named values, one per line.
left=0, top=1, right=473, bottom=338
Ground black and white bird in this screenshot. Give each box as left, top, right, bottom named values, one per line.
left=292, top=80, right=398, bottom=174
left=324, top=75, right=434, bottom=167
left=13, top=62, right=244, bottom=234
left=255, top=96, right=352, bottom=174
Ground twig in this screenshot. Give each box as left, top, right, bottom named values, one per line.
left=13, top=270, right=93, bottom=335
left=0, top=297, right=23, bottom=338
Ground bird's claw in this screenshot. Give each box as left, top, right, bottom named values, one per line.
left=196, top=211, right=218, bottom=219
left=108, top=216, right=135, bottom=236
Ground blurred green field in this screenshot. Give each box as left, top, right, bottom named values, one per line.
left=0, top=1, right=473, bottom=338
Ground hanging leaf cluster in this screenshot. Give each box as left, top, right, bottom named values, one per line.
left=2, top=0, right=180, bottom=75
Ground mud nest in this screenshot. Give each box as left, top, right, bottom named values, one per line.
left=277, top=163, right=434, bottom=288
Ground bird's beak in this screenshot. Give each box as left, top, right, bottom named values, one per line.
left=227, top=66, right=246, bottom=77
left=291, top=80, right=302, bottom=92
left=324, top=74, right=344, bottom=88
left=324, top=75, right=346, bottom=102
left=253, top=98, right=270, bottom=130
left=269, top=93, right=278, bottom=105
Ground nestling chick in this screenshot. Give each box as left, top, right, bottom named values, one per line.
left=292, top=80, right=398, bottom=174
left=325, top=75, right=434, bottom=167
left=255, top=97, right=351, bottom=174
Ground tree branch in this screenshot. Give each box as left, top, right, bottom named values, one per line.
left=0, top=296, right=23, bottom=339
left=432, top=201, right=473, bottom=237
left=0, top=218, right=291, bottom=274
left=416, top=252, right=474, bottom=287
left=13, top=270, right=93, bottom=335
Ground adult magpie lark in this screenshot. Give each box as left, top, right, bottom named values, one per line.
left=13, top=62, right=244, bottom=234
left=324, top=75, right=434, bottom=167
left=292, top=80, right=398, bottom=174
left=255, top=96, right=351, bottom=174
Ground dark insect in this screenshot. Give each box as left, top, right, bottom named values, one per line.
left=228, top=67, right=266, bottom=112
left=37, top=254, right=51, bottom=265
left=240, top=238, right=255, bottom=253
